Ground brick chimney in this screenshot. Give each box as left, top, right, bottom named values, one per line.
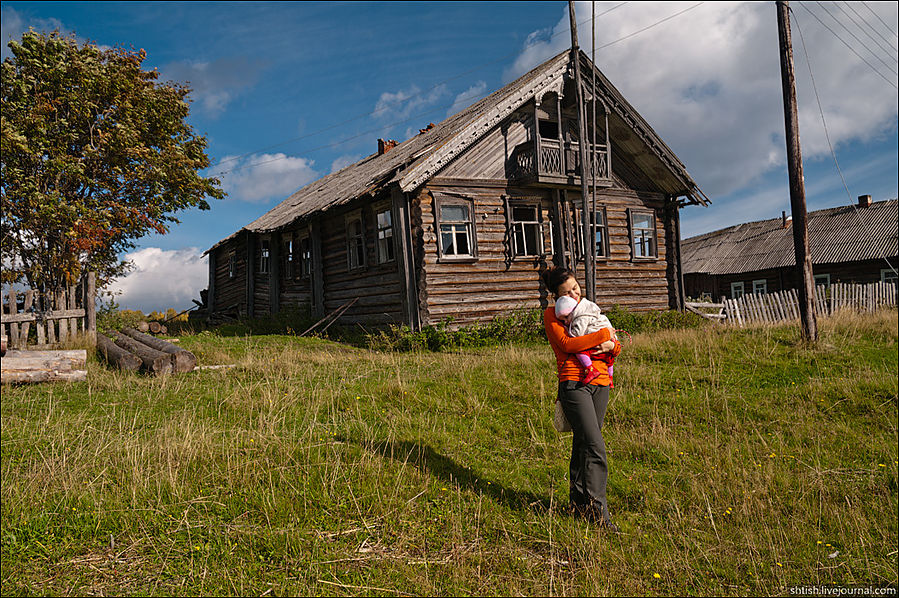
left=857, top=194, right=872, bottom=208
left=377, top=138, right=398, bottom=155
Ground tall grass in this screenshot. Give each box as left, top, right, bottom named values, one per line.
left=1, top=311, right=896, bottom=595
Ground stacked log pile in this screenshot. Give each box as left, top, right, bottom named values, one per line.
left=1, top=349, right=87, bottom=384
left=97, top=329, right=196, bottom=375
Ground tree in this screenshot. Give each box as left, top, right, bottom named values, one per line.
left=1, top=30, right=224, bottom=292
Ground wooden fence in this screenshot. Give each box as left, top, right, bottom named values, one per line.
left=1, top=273, right=97, bottom=349
left=686, top=281, right=897, bottom=327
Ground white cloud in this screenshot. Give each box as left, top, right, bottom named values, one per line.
left=1, top=7, right=70, bottom=59
left=330, top=154, right=361, bottom=173
left=107, top=247, right=208, bottom=313
left=162, top=58, right=264, bottom=117
left=373, top=83, right=449, bottom=126
left=505, top=2, right=898, bottom=199
left=447, top=81, right=487, bottom=117
left=218, top=153, right=318, bottom=203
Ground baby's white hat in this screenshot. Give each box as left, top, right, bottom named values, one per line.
left=554, top=295, right=578, bottom=318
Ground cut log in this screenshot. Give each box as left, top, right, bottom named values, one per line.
left=137, top=321, right=150, bottom=333
left=148, top=321, right=167, bottom=335
left=1, top=349, right=87, bottom=384
left=120, top=328, right=196, bottom=373
left=96, top=333, right=141, bottom=372
left=108, top=331, right=172, bottom=376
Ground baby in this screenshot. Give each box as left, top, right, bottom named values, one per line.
left=554, top=295, right=617, bottom=386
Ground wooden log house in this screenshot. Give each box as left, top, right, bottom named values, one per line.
left=204, top=50, right=709, bottom=328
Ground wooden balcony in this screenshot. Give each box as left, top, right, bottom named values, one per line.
left=510, top=137, right=612, bottom=187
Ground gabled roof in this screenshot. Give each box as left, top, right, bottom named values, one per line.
left=682, top=199, right=899, bottom=275
left=208, top=49, right=707, bottom=253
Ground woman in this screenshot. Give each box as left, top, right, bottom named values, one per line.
left=542, top=266, right=621, bottom=531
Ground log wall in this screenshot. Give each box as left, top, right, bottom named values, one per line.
left=211, top=236, right=248, bottom=316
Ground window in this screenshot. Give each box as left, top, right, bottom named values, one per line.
left=296, top=234, right=312, bottom=279
left=283, top=237, right=294, bottom=279
left=731, top=281, right=744, bottom=299
left=882, top=268, right=898, bottom=283
left=375, top=205, right=395, bottom=264
left=630, top=210, right=657, bottom=259
left=345, top=212, right=365, bottom=271
left=573, top=207, right=608, bottom=260
left=228, top=253, right=237, bottom=279
left=814, top=273, right=831, bottom=287
left=258, top=239, right=270, bottom=274
left=752, top=279, right=767, bottom=295
left=437, top=200, right=475, bottom=258
left=510, top=204, right=543, bottom=257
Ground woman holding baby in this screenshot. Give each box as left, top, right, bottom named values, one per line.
left=541, top=266, right=621, bottom=532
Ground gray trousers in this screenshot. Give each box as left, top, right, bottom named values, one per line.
left=558, top=380, right=610, bottom=518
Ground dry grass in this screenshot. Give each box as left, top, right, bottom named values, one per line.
left=2, top=311, right=896, bottom=595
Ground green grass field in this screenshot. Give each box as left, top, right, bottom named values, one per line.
left=2, top=311, right=897, bottom=596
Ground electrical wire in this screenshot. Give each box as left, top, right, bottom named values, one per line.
left=797, top=3, right=898, bottom=88
left=792, top=7, right=898, bottom=275
left=860, top=1, right=899, bottom=41
left=839, top=1, right=898, bottom=54
left=812, top=1, right=897, bottom=76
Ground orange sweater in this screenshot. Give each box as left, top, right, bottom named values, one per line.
left=544, top=306, right=621, bottom=385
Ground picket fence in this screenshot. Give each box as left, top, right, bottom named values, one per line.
left=686, top=281, right=897, bottom=327
left=1, top=273, right=97, bottom=349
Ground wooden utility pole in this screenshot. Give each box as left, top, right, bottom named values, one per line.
left=776, top=0, right=817, bottom=341
left=569, top=0, right=595, bottom=301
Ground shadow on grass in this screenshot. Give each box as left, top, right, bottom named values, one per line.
left=349, top=436, right=556, bottom=515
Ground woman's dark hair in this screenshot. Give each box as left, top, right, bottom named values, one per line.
left=541, top=266, right=576, bottom=296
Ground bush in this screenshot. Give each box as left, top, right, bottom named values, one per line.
left=367, top=305, right=709, bottom=352
left=96, top=298, right=146, bottom=332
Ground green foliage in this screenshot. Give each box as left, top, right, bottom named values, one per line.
left=96, top=298, right=146, bottom=332
left=0, top=30, right=224, bottom=290
left=367, top=306, right=708, bottom=352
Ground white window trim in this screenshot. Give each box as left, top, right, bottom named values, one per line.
left=752, top=279, right=767, bottom=295
left=373, top=202, right=396, bottom=265
left=435, top=197, right=477, bottom=260
left=731, top=281, right=745, bottom=299
left=509, top=201, right=544, bottom=258
left=573, top=205, right=609, bottom=261
left=629, top=209, right=658, bottom=260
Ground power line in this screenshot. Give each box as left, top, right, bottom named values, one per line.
left=792, top=8, right=898, bottom=275
left=210, top=2, right=631, bottom=171
left=812, top=1, right=897, bottom=76
left=797, top=2, right=898, bottom=89
left=860, top=1, right=899, bottom=41
left=839, top=1, right=898, bottom=54
left=212, top=1, right=706, bottom=179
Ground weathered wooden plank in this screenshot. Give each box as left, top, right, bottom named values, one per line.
left=1, top=349, right=87, bottom=384
left=7, top=289, right=20, bottom=349
left=1, top=309, right=87, bottom=324
left=120, top=328, right=196, bottom=373
left=109, top=332, right=172, bottom=376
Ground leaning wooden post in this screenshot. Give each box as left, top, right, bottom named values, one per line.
left=85, top=272, right=97, bottom=346
left=776, top=0, right=817, bottom=342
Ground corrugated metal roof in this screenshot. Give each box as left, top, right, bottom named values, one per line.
left=207, top=49, right=708, bottom=253
left=682, top=199, right=899, bottom=275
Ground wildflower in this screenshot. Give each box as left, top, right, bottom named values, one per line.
left=878, top=464, right=885, bottom=468
left=777, top=562, right=783, bottom=567
left=817, top=541, right=823, bottom=545
left=653, top=573, right=661, bottom=579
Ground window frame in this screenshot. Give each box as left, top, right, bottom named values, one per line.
left=345, top=210, right=366, bottom=272
left=814, top=273, right=831, bottom=287
left=752, top=279, right=767, bottom=295
left=629, top=209, right=658, bottom=261
left=435, top=197, right=477, bottom=262
left=258, top=238, right=270, bottom=275
left=730, top=281, right=745, bottom=299
left=572, top=205, right=609, bottom=262
left=295, top=231, right=312, bottom=280
left=283, top=235, right=294, bottom=280
left=373, top=201, right=396, bottom=265
left=228, top=252, right=237, bottom=280
left=881, top=268, right=898, bottom=283
left=508, top=201, right=546, bottom=259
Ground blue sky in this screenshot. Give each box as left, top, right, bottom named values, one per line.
left=3, top=1, right=897, bottom=312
